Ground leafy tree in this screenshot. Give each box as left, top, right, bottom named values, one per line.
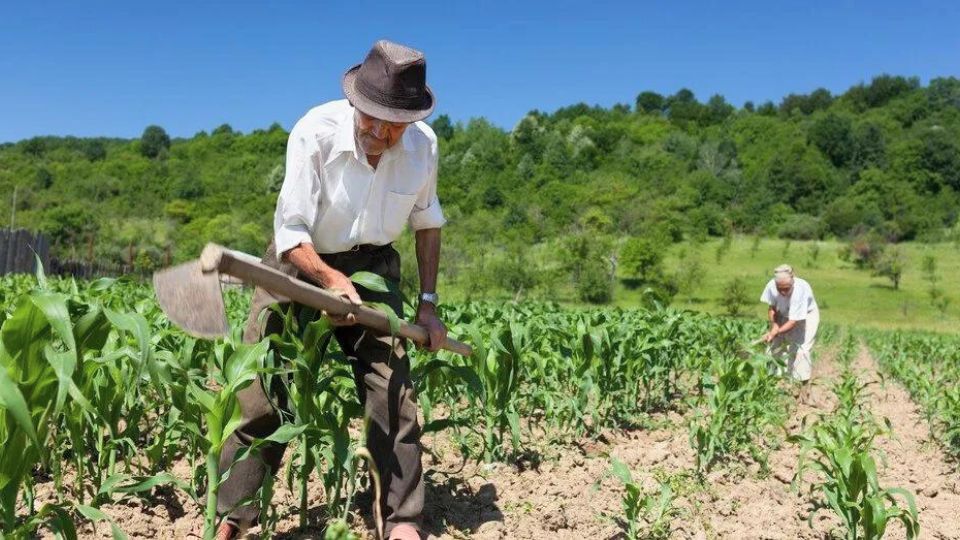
left=665, top=88, right=702, bottom=125
left=919, top=128, right=960, bottom=190
left=431, top=114, right=455, bottom=140
left=82, top=140, right=107, bottom=161
left=620, top=236, right=664, bottom=283
left=636, top=91, right=665, bottom=114
left=34, top=168, right=53, bottom=189
left=212, top=124, right=235, bottom=136
left=872, top=246, right=906, bottom=289
left=705, top=94, right=734, bottom=125
left=809, top=113, right=855, bottom=167
left=577, top=258, right=613, bottom=304
left=780, top=88, right=833, bottom=115
left=720, top=276, right=751, bottom=317
left=853, top=122, right=886, bottom=168
left=757, top=101, right=777, bottom=116
left=140, top=125, right=170, bottom=158
left=844, top=74, right=920, bottom=111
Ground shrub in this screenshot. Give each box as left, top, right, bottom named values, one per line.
left=577, top=258, right=613, bottom=304
left=720, top=276, right=751, bottom=317
left=778, top=214, right=823, bottom=240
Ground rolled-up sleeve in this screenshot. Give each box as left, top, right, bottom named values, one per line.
left=760, top=281, right=775, bottom=305
left=408, top=138, right=446, bottom=230
left=273, top=131, right=320, bottom=260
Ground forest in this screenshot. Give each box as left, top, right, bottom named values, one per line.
left=1, top=74, right=959, bottom=302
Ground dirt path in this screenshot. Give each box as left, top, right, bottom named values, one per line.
left=852, top=345, right=960, bottom=540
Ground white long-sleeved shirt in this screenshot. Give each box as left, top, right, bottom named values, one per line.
left=760, top=277, right=819, bottom=321
left=273, top=99, right=445, bottom=258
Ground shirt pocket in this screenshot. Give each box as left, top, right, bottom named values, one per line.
left=382, top=190, right=417, bottom=239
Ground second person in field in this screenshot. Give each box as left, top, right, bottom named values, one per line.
left=759, top=264, right=820, bottom=402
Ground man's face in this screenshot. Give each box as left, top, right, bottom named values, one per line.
left=776, top=280, right=793, bottom=296
left=354, top=109, right=408, bottom=156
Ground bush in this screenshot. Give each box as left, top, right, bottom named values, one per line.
left=777, top=214, right=823, bottom=240
left=840, top=232, right=886, bottom=269
left=872, top=246, right=906, bottom=290
left=620, top=236, right=665, bottom=282
left=577, top=258, right=613, bottom=304
left=720, top=276, right=751, bottom=317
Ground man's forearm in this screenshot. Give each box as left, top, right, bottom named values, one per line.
left=415, top=228, right=441, bottom=295
left=768, top=307, right=779, bottom=330
left=283, top=243, right=337, bottom=286
left=777, top=320, right=797, bottom=335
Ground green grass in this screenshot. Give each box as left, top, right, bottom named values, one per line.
left=621, top=236, right=960, bottom=333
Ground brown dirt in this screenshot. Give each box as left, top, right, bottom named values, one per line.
left=35, top=341, right=960, bottom=539
left=675, top=341, right=846, bottom=540
left=851, top=345, right=960, bottom=540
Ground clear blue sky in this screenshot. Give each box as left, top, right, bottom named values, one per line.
left=1, top=0, right=958, bottom=142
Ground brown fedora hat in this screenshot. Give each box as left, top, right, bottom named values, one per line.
left=343, top=40, right=435, bottom=123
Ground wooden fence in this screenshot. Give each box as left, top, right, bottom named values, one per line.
left=0, top=229, right=50, bottom=275
left=0, top=229, right=145, bottom=278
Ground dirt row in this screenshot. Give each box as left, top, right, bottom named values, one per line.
left=39, top=341, right=960, bottom=539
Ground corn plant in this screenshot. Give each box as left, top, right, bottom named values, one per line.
left=689, top=350, right=788, bottom=473
left=790, top=413, right=919, bottom=539
left=460, top=319, right=525, bottom=462
left=790, top=351, right=919, bottom=540
left=188, top=338, right=270, bottom=539
left=868, top=331, right=960, bottom=459
left=607, top=458, right=676, bottom=540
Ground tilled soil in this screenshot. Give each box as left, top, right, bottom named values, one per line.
left=852, top=346, right=960, bottom=540
left=36, top=341, right=960, bottom=539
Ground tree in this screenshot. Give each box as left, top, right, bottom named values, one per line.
left=665, top=89, right=702, bottom=124
left=431, top=114, right=455, bottom=140
left=140, top=125, right=170, bottom=158
left=872, top=245, right=906, bottom=289
left=620, top=237, right=664, bottom=283
left=704, top=94, right=734, bottom=125
left=779, top=89, right=832, bottom=115
left=854, top=122, right=886, bottom=168
left=808, top=113, right=855, bottom=167
left=577, top=258, right=613, bottom=304
left=635, top=91, right=665, bottom=114
left=212, top=124, right=235, bottom=136
left=919, top=128, right=960, bottom=191
left=720, top=277, right=751, bottom=317
left=844, top=74, right=920, bottom=111
left=82, top=140, right=107, bottom=161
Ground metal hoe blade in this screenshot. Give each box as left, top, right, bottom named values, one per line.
left=153, top=260, right=228, bottom=338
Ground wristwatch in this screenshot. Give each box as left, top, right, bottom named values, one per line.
left=419, top=292, right=439, bottom=305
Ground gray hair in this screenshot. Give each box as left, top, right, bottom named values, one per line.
left=773, top=264, right=794, bottom=284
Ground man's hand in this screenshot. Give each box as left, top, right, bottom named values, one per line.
left=762, top=330, right=777, bottom=343
left=416, top=303, right=447, bottom=352
left=318, top=268, right=362, bottom=326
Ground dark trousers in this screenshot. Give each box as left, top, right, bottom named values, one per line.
left=216, top=242, right=424, bottom=536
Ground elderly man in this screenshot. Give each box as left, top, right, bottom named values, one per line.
left=760, top=264, right=820, bottom=400
left=214, top=40, right=446, bottom=540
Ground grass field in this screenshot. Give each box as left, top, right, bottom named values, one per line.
left=636, top=237, right=960, bottom=333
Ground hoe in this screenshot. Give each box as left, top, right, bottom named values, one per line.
left=153, top=243, right=472, bottom=356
